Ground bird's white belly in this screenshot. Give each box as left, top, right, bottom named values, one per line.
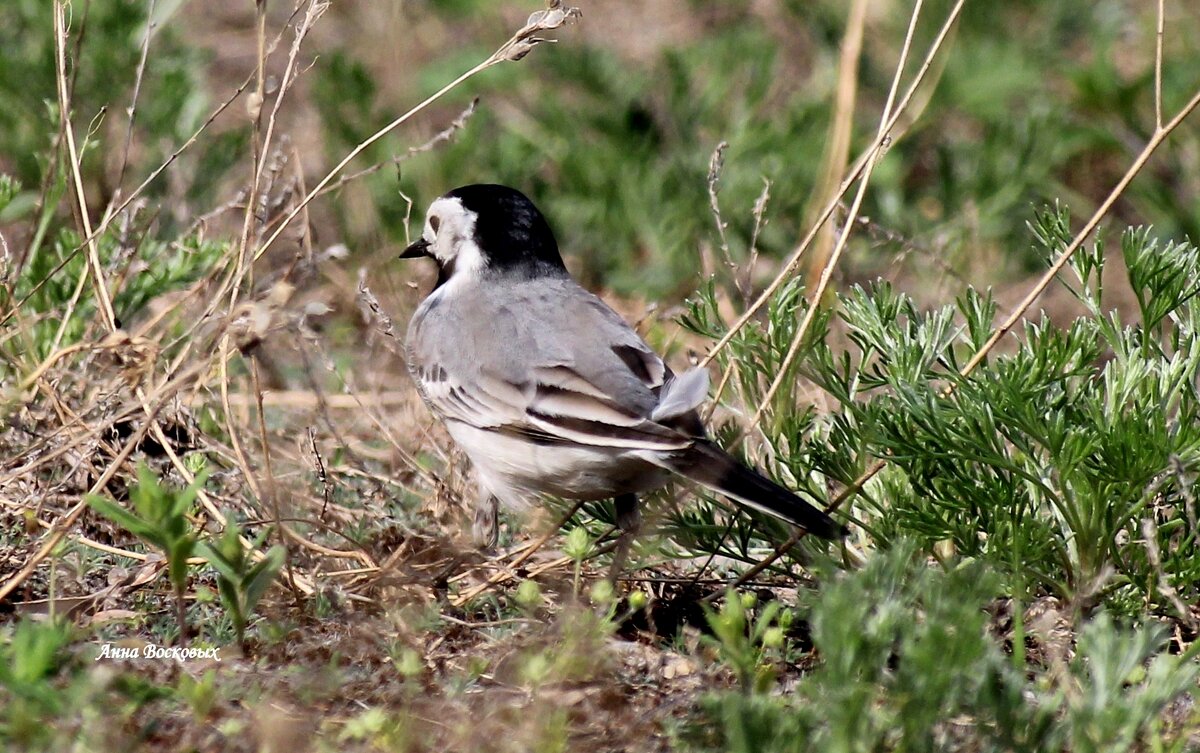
left=445, top=422, right=668, bottom=508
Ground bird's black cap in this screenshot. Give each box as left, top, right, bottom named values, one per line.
left=450, top=184, right=568, bottom=278
left=399, top=184, right=569, bottom=281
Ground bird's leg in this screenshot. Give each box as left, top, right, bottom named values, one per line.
left=472, top=493, right=500, bottom=549
left=608, top=493, right=641, bottom=584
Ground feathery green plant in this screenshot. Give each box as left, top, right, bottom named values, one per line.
left=678, top=205, right=1200, bottom=620
left=686, top=544, right=1200, bottom=753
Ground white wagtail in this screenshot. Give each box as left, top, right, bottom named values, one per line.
left=400, top=184, right=844, bottom=569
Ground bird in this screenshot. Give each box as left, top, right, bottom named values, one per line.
left=399, top=184, right=844, bottom=575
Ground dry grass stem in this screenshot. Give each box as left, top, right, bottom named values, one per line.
left=700, top=0, right=968, bottom=369
left=449, top=501, right=587, bottom=607
left=53, top=1, right=117, bottom=335
left=804, top=0, right=868, bottom=289
left=740, top=0, right=927, bottom=439
left=253, top=3, right=580, bottom=265
left=112, top=0, right=156, bottom=202
left=705, top=140, right=732, bottom=278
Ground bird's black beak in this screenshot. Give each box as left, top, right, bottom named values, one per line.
left=399, top=238, right=431, bottom=259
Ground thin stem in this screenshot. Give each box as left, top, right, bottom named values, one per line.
left=700, top=0, right=967, bottom=369
left=1155, top=0, right=1165, bottom=131
left=113, top=0, right=157, bottom=202
left=231, top=0, right=269, bottom=304
left=741, top=0, right=926, bottom=439
left=175, top=581, right=189, bottom=647
left=53, top=1, right=116, bottom=333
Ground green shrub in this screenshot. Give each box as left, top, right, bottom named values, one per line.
left=686, top=544, right=1199, bottom=753
left=681, top=206, right=1200, bottom=618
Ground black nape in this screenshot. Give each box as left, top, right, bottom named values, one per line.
left=446, top=184, right=568, bottom=278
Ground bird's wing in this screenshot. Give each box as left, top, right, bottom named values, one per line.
left=412, top=356, right=695, bottom=451
left=408, top=278, right=706, bottom=452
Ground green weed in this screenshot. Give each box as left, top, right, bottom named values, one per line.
left=87, top=464, right=206, bottom=645
left=686, top=544, right=1200, bottom=753
left=195, top=520, right=286, bottom=653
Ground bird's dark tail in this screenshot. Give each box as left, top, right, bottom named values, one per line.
left=661, top=440, right=846, bottom=539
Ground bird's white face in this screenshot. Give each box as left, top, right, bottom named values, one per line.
left=401, top=184, right=568, bottom=284
left=421, top=196, right=486, bottom=276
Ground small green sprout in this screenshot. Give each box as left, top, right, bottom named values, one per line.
left=87, top=464, right=207, bottom=645
left=196, top=520, right=285, bottom=653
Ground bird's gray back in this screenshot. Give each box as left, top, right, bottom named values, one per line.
left=406, top=276, right=664, bottom=420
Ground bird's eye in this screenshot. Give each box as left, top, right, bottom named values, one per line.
left=429, top=216, right=441, bottom=235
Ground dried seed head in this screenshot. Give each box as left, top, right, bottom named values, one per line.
left=99, top=329, right=159, bottom=388
left=496, top=1, right=581, bottom=63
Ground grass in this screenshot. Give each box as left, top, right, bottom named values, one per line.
left=1, top=0, right=1200, bottom=751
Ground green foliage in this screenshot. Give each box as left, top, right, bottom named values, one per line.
left=1068, top=613, right=1200, bottom=753
left=338, top=706, right=410, bottom=749
left=687, top=545, right=1200, bottom=753
left=0, top=617, right=185, bottom=750
left=0, top=0, right=233, bottom=371
left=840, top=212, right=1200, bottom=610
left=701, top=590, right=786, bottom=694
left=682, top=206, right=1200, bottom=616
left=196, top=521, right=286, bottom=651
left=176, top=669, right=218, bottom=723
left=87, top=464, right=207, bottom=643
left=0, top=174, right=20, bottom=216
left=4, top=228, right=226, bottom=361
left=0, top=618, right=72, bottom=705
left=515, top=603, right=616, bottom=689
left=0, top=619, right=75, bottom=746
left=309, top=3, right=1200, bottom=295
left=330, top=25, right=831, bottom=296
left=563, top=523, right=594, bottom=593
left=514, top=577, right=544, bottom=613
left=0, top=0, right=209, bottom=190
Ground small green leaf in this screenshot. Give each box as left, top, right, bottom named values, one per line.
left=196, top=541, right=241, bottom=585
left=243, top=546, right=286, bottom=612
left=86, top=494, right=165, bottom=549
